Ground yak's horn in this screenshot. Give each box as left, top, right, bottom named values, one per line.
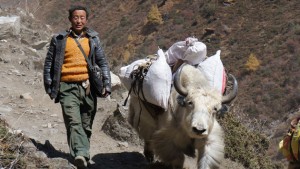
left=222, top=74, right=238, bottom=104
left=174, top=63, right=188, bottom=97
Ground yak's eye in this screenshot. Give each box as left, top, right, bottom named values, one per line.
left=213, top=105, right=221, bottom=112
left=187, top=100, right=193, bottom=106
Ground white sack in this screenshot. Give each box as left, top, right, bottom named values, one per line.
left=165, top=37, right=207, bottom=66
left=198, top=50, right=226, bottom=94
left=119, top=49, right=172, bottom=110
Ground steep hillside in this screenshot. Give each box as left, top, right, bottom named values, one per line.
left=0, top=0, right=299, bottom=168
left=19, top=0, right=299, bottom=121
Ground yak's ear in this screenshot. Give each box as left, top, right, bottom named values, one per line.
left=177, top=95, right=186, bottom=107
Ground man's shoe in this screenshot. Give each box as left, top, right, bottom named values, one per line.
left=74, top=156, right=87, bottom=169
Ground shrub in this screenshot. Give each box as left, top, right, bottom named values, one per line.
left=286, top=39, right=300, bottom=54
left=120, top=16, right=131, bottom=27
left=109, top=35, right=118, bottom=45
left=219, top=113, right=283, bottom=169
left=291, top=23, right=300, bottom=35
left=201, top=3, right=216, bottom=18
left=122, top=44, right=135, bottom=63
left=127, top=34, right=133, bottom=42
left=173, top=16, right=184, bottom=25
left=123, top=49, right=131, bottom=63
left=147, top=5, right=163, bottom=25
left=245, top=53, right=260, bottom=71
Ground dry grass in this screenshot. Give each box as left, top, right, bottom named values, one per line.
left=0, top=119, right=26, bottom=168
left=219, top=112, right=284, bottom=169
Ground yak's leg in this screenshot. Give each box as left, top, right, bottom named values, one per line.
left=144, top=140, right=154, bottom=163
left=289, top=162, right=300, bottom=169
left=151, top=126, right=186, bottom=169
left=128, top=96, right=140, bottom=129
left=171, top=153, right=184, bottom=169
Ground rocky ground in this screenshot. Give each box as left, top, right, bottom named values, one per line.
left=0, top=7, right=145, bottom=169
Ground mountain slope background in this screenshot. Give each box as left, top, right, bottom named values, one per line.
left=25, top=0, right=300, bottom=120
left=0, top=0, right=299, bottom=168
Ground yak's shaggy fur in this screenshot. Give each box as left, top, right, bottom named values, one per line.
left=128, top=65, right=224, bottom=169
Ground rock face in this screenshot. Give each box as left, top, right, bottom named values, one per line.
left=110, top=71, right=122, bottom=91
left=31, top=40, right=49, bottom=50
left=0, top=16, right=20, bottom=39
left=101, top=104, right=142, bottom=146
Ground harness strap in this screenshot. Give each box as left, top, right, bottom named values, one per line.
left=123, top=65, right=146, bottom=106
left=122, top=84, right=133, bottom=106
left=123, top=58, right=164, bottom=123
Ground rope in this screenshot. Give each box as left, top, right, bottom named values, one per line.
left=122, top=57, right=164, bottom=127
left=122, top=63, right=148, bottom=106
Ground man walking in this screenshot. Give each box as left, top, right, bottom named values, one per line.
left=43, top=6, right=111, bottom=169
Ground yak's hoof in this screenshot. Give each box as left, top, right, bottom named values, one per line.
left=144, top=150, right=154, bottom=163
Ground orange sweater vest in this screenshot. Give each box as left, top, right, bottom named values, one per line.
left=61, top=37, right=90, bottom=82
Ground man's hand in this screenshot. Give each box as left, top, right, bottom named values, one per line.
left=102, top=85, right=111, bottom=98
left=44, top=83, right=53, bottom=99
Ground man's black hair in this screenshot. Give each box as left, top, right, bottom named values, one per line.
left=68, top=6, right=89, bottom=19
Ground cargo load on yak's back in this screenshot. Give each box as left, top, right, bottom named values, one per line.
left=165, top=37, right=207, bottom=66
left=165, top=37, right=226, bottom=95
left=197, top=50, right=226, bottom=94
left=119, top=49, right=172, bottom=110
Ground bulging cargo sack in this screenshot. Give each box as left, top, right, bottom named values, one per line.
left=165, top=37, right=207, bottom=66
left=279, top=117, right=300, bottom=162
left=119, top=49, right=172, bottom=110
left=197, top=50, right=226, bottom=94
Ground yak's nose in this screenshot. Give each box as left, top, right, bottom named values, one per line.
left=192, top=127, right=206, bottom=135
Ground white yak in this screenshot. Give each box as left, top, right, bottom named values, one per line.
left=128, top=64, right=238, bottom=169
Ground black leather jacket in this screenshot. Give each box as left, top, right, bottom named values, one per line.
left=43, top=28, right=111, bottom=101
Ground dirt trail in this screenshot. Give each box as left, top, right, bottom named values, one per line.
left=0, top=47, right=146, bottom=168
left=0, top=14, right=147, bottom=167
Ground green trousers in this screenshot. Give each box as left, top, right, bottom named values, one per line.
left=59, top=82, right=96, bottom=160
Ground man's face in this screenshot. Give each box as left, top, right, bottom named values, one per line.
left=69, top=10, right=87, bottom=33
